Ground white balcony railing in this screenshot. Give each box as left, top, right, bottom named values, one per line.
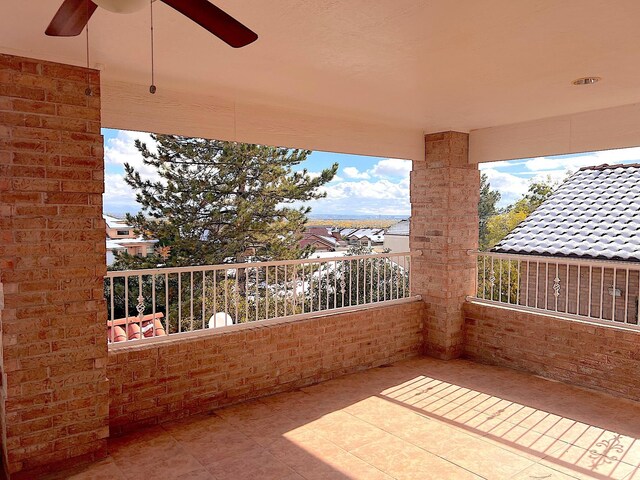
left=105, top=251, right=415, bottom=345
left=472, top=251, right=640, bottom=329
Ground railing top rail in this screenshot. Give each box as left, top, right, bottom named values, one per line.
left=105, top=251, right=417, bottom=278
left=472, top=250, right=640, bottom=270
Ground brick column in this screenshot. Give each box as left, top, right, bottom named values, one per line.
left=0, top=54, right=107, bottom=477
left=410, top=132, right=479, bottom=359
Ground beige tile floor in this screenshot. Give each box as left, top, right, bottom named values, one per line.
left=52, top=358, right=640, bottom=479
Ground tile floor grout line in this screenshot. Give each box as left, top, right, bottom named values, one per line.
left=339, top=404, right=491, bottom=479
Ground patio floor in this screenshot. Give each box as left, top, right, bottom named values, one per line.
left=52, top=357, right=640, bottom=480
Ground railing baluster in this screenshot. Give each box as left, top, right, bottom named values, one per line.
left=535, top=262, right=539, bottom=309
left=599, top=267, right=605, bottom=319
left=525, top=261, right=529, bottom=307
left=405, top=255, right=409, bottom=298
left=499, top=258, right=503, bottom=303
left=612, top=267, right=617, bottom=322
left=588, top=265, right=593, bottom=317
left=178, top=273, right=182, bottom=332
left=201, top=271, right=205, bottom=330
left=576, top=265, right=581, bottom=316
left=383, top=256, right=388, bottom=301
left=256, top=266, right=260, bottom=323
left=489, top=257, right=496, bottom=300
left=334, top=260, right=338, bottom=307
left=138, top=275, right=144, bottom=334
left=234, top=267, right=239, bottom=323
left=545, top=262, right=549, bottom=310
left=624, top=268, right=629, bottom=324
left=357, top=258, right=361, bottom=306
left=308, top=263, right=312, bottom=313
left=564, top=264, right=569, bottom=313
left=284, top=265, right=289, bottom=318
left=482, top=255, right=486, bottom=299
left=124, top=276, right=129, bottom=338
left=152, top=275, right=157, bottom=337
left=301, top=263, right=305, bottom=314
left=265, top=266, right=269, bottom=319
left=224, top=269, right=229, bottom=325
left=245, top=266, right=249, bottom=324
left=213, top=269, right=217, bottom=326
left=516, top=260, right=520, bottom=305
left=165, top=272, right=169, bottom=334
left=370, top=257, right=374, bottom=304
left=325, top=261, right=330, bottom=310
left=190, top=271, right=194, bottom=331
left=109, top=277, right=114, bottom=343
left=554, top=263, right=559, bottom=312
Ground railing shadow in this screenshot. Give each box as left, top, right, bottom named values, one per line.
left=50, top=357, right=640, bottom=479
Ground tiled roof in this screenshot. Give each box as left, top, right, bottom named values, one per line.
left=492, top=164, right=640, bottom=262
left=386, top=219, right=410, bottom=236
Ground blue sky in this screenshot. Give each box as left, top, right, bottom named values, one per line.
left=479, top=147, right=640, bottom=207
left=103, top=128, right=411, bottom=216
left=103, top=128, right=640, bottom=215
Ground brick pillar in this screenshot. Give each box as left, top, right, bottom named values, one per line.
left=410, top=132, right=479, bottom=360
left=0, top=54, right=107, bottom=478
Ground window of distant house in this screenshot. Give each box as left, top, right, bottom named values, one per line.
left=116, top=230, right=130, bottom=236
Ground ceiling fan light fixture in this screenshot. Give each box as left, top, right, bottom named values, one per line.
left=93, top=0, right=149, bottom=14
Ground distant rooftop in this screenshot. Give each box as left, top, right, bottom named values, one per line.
left=493, top=164, right=640, bottom=262
left=103, top=214, right=131, bottom=230
left=386, top=219, right=410, bottom=236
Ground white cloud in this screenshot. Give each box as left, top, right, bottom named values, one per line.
left=370, top=158, right=412, bottom=178
left=525, top=146, right=640, bottom=172
left=343, top=166, right=370, bottom=179
left=302, top=178, right=410, bottom=216
left=105, top=130, right=160, bottom=182
left=481, top=146, right=640, bottom=208
left=104, top=130, right=162, bottom=214
left=481, top=168, right=528, bottom=206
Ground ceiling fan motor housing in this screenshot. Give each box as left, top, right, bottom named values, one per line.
left=93, top=0, right=149, bottom=14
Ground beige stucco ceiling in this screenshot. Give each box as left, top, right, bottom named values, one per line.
left=2, top=1, right=640, bottom=159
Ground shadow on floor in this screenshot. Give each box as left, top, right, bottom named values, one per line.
left=49, top=357, right=640, bottom=479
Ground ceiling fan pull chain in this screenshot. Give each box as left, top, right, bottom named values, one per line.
left=85, top=5, right=92, bottom=97
left=149, top=0, right=157, bottom=94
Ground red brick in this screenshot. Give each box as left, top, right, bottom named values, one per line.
left=0, top=53, right=106, bottom=478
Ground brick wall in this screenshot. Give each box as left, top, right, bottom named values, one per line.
left=108, top=300, right=424, bottom=434
left=0, top=54, right=107, bottom=478
left=464, top=301, right=640, bottom=401
left=410, top=132, right=479, bottom=359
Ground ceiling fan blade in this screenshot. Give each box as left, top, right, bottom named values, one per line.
left=161, top=0, right=258, bottom=48
left=45, top=0, right=98, bottom=36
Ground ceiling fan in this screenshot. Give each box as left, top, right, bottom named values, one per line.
left=45, top=0, right=258, bottom=48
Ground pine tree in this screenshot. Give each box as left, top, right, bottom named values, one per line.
left=113, top=135, right=337, bottom=269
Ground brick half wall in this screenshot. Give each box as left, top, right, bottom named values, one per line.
left=463, top=301, right=640, bottom=402
left=108, top=300, right=425, bottom=434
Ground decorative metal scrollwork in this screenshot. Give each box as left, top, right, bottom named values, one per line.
left=136, top=294, right=145, bottom=319
left=488, top=269, right=496, bottom=287
left=340, top=278, right=346, bottom=295
left=553, top=277, right=561, bottom=297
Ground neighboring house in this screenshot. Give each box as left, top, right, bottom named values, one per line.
left=384, top=219, right=410, bottom=252
left=300, top=226, right=341, bottom=252
left=104, top=214, right=157, bottom=265
left=337, top=228, right=384, bottom=247
left=492, top=164, right=640, bottom=322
